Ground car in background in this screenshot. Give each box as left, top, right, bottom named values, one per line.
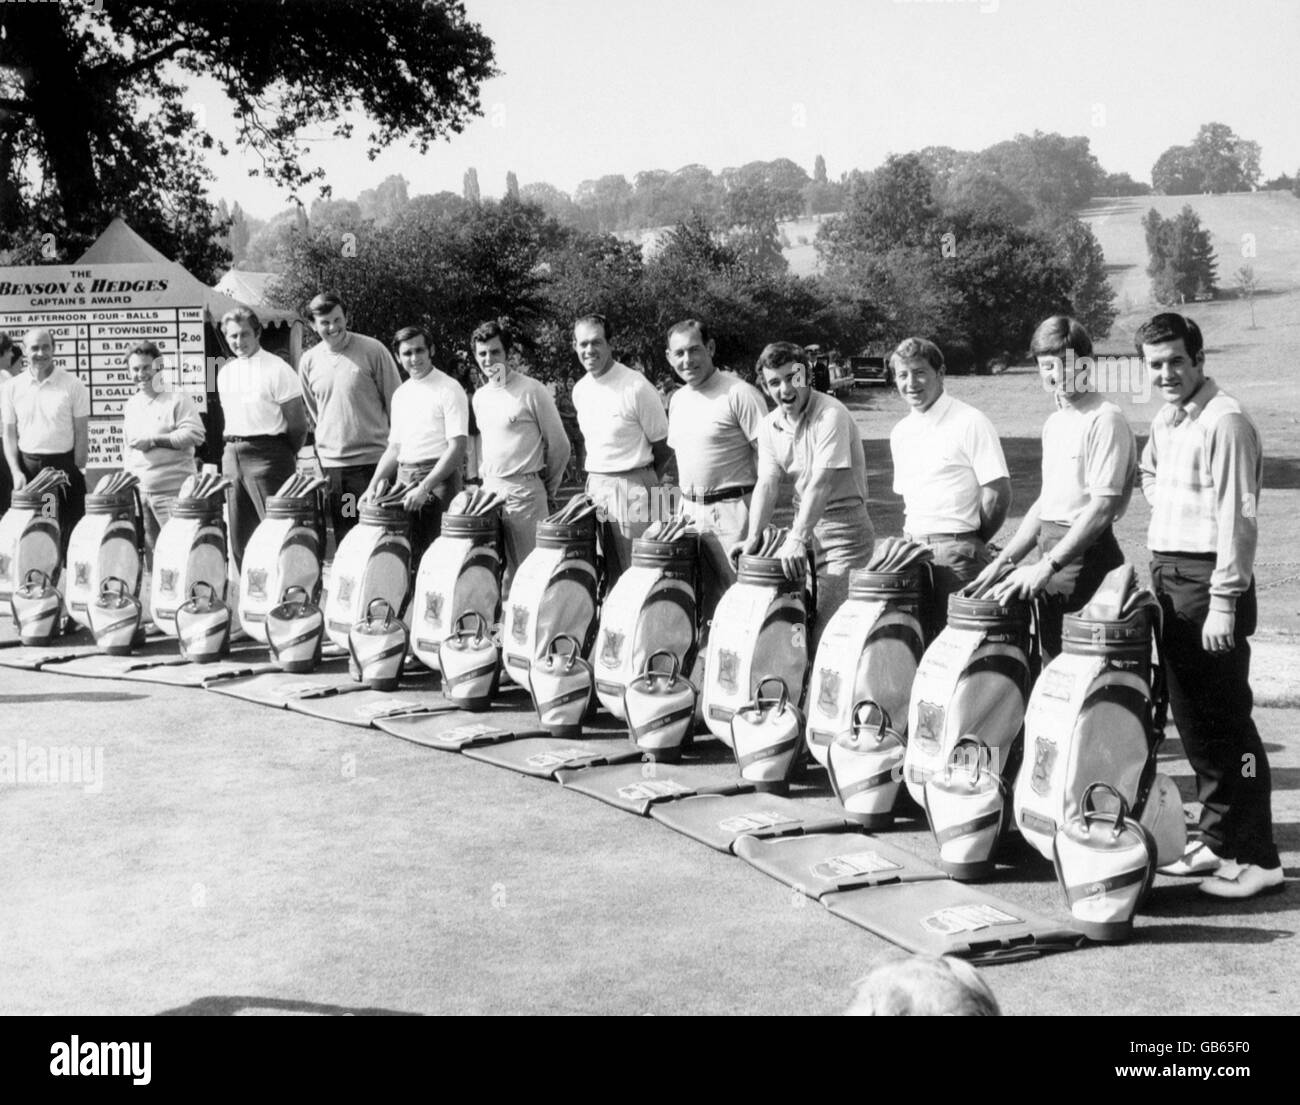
left=804, top=345, right=854, bottom=396
left=850, top=354, right=891, bottom=387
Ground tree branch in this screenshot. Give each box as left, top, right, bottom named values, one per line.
left=92, top=39, right=191, bottom=85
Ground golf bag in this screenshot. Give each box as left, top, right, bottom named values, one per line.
left=0, top=487, right=62, bottom=605
left=1014, top=566, right=1184, bottom=866
left=501, top=510, right=600, bottom=692
left=325, top=504, right=413, bottom=651
left=239, top=492, right=326, bottom=643
left=924, top=738, right=1009, bottom=881
left=594, top=532, right=698, bottom=720
left=66, top=486, right=145, bottom=630
left=151, top=497, right=227, bottom=638
left=702, top=551, right=814, bottom=747
left=1053, top=782, right=1158, bottom=943
left=826, top=700, right=907, bottom=829
left=805, top=564, right=927, bottom=768
left=411, top=507, right=503, bottom=672
left=903, top=593, right=1033, bottom=803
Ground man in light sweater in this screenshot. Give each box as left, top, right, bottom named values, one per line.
left=121, top=341, right=205, bottom=566
left=298, top=291, right=403, bottom=550
left=1137, top=313, right=1282, bottom=899
left=571, top=314, right=672, bottom=585
left=470, top=319, right=570, bottom=593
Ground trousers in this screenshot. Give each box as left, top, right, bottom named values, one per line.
left=1150, top=553, right=1278, bottom=869
left=223, top=437, right=296, bottom=572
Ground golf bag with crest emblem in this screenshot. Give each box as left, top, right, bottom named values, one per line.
left=594, top=533, right=698, bottom=720
left=806, top=565, right=928, bottom=768
left=411, top=509, right=503, bottom=671
left=500, top=513, right=600, bottom=692
left=903, top=593, right=1034, bottom=803
left=239, top=493, right=325, bottom=643
left=151, top=497, right=228, bottom=638
left=325, top=504, right=413, bottom=651
left=702, top=552, right=815, bottom=747
left=1014, top=565, right=1184, bottom=866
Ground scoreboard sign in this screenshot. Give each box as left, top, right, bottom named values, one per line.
left=0, top=263, right=214, bottom=468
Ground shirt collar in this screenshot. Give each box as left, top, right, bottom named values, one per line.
left=909, top=390, right=953, bottom=422
left=1169, top=376, right=1218, bottom=424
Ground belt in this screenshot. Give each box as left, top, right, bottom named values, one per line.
left=682, top=485, right=753, bottom=505
left=1152, top=549, right=1217, bottom=561
left=588, top=464, right=654, bottom=477
left=906, top=530, right=981, bottom=543
left=225, top=434, right=288, bottom=444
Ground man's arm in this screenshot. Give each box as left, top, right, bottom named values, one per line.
left=731, top=467, right=781, bottom=567
left=364, top=443, right=401, bottom=501
left=1203, top=413, right=1263, bottom=651
left=405, top=437, right=466, bottom=512
left=3, top=422, right=24, bottom=488
left=977, top=476, right=1012, bottom=542
left=991, top=494, right=1122, bottom=603
left=280, top=397, right=309, bottom=451
left=73, top=415, right=89, bottom=470
left=297, top=357, right=319, bottom=431
left=533, top=386, right=572, bottom=501
left=1139, top=428, right=1159, bottom=507
left=650, top=437, right=673, bottom=481
left=776, top=466, right=839, bottom=580
left=969, top=498, right=1042, bottom=596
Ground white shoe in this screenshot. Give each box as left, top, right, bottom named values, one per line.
left=1159, top=840, right=1227, bottom=877
left=1199, top=864, right=1285, bottom=899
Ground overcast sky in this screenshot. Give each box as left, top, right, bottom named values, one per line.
left=197, top=0, right=1300, bottom=219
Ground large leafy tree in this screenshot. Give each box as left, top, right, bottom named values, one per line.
left=1152, top=123, right=1261, bottom=195
left=1143, top=205, right=1218, bottom=304
left=0, top=0, right=495, bottom=280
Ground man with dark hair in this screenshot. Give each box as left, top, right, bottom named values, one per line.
left=571, top=314, right=672, bottom=584
left=665, top=318, right=766, bottom=624
left=218, top=308, right=308, bottom=571
left=889, top=336, right=1010, bottom=639
left=298, top=291, right=402, bottom=549
left=2, top=328, right=91, bottom=563
left=731, top=341, right=874, bottom=630
left=973, top=315, right=1136, bottom=660
left=1137, top=312, right=1282, bottom=899
left=122, top=341, right=205, bottom=566
left=363, top=327, right=467, bottom=567
left=471, top=318, right=570, bottom=592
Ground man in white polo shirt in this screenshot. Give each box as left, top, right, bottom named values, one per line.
left=297, top=291, right=403, bottom=549
left=571, top=314, right=672, bottom=585
left=889, top=337, right=1011, bottom=639
left=364, top=325, right=468, bottom=568
left=470, top=318, right=569, bottom=593
left=217, top=308, right=307, bottom=572
left=731, top=340, right=875, bottom=634
left=665, top=318, right=767, bottom=624
left=1, top=327, right=91, bottom=562
left=976, top=315, right=1136, bottom=660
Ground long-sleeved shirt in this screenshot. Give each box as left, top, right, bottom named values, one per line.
left=473, top=372, right=571, bottom=500
left=1140, top=376, right=1262, bottom=612
left=298, top=332, right=402, bottom=467
left=122, top=388, right=205, bottom=493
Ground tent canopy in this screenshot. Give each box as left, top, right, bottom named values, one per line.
left=74, top=216, right=243, bottom=322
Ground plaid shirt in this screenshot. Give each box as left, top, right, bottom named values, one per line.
left=1140, top=377, right=1262, bottom=611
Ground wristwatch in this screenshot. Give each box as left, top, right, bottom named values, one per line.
left=1046, top=554, right=1064, bottom=574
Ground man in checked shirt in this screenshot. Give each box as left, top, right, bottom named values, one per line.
left=1139, top=313, right=1283, bottom=899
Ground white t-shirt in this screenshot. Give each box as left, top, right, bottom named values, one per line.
left=388, top=368, right=469, bottom=463
left=572, top=361, right=668, bottom=473
left=0, top=367, right=91, bottom=453
left=1039, top=396, right=1136, bottom=526
left=890, top=392, right=1008, bottom=535
left=217, top=348, right=301, bottom=437
left=667, top=369, right=766, bottom=495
